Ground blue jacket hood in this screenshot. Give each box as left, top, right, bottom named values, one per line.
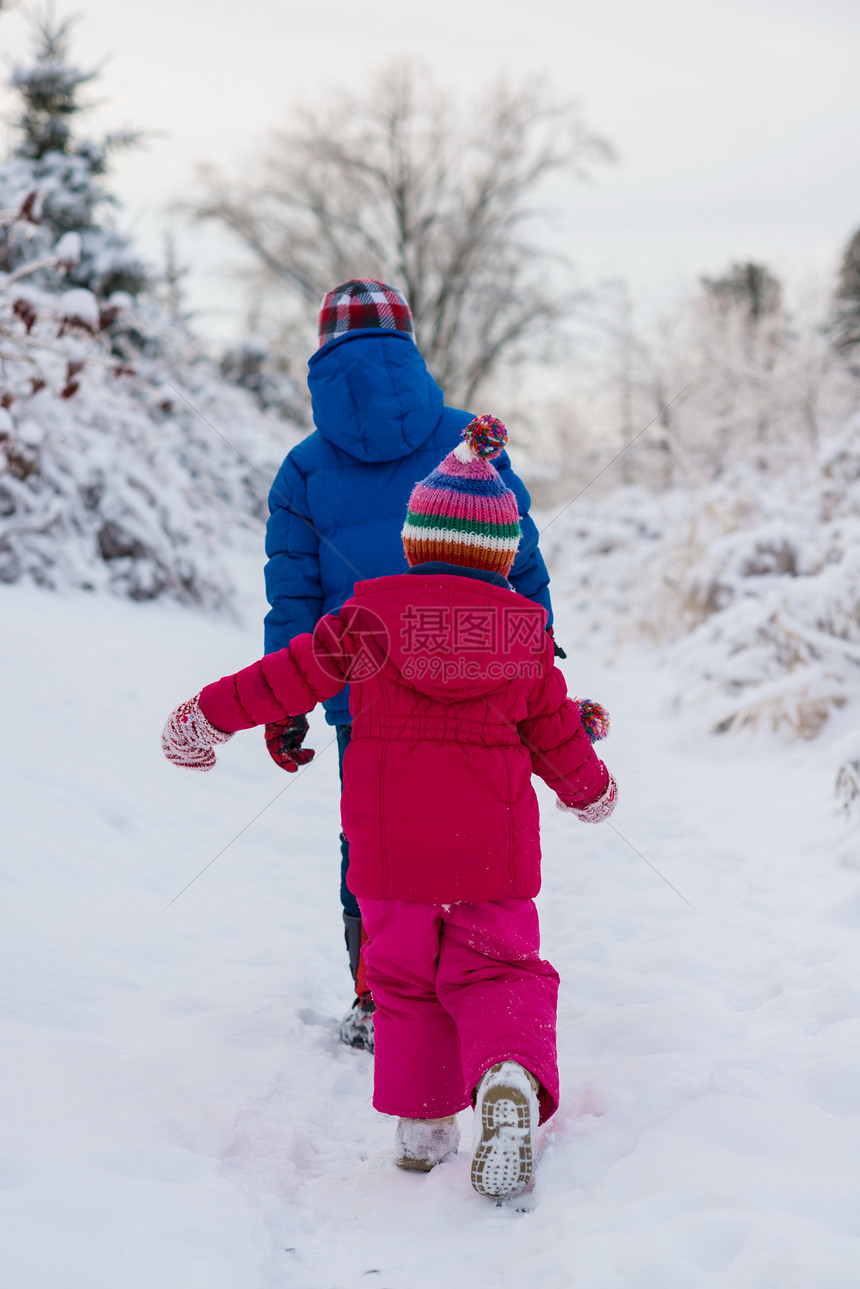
left=307, top=330, right=445, bottom=463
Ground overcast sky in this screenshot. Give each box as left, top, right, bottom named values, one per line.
left=2, top=0, right=859, bottom=345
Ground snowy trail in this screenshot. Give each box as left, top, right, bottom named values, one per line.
left=1, top=574, right=859, bottom=1289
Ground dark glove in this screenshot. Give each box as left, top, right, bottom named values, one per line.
left=546, top=625, right=567, bottom=659
left=264, top=714, right=315, bottom=773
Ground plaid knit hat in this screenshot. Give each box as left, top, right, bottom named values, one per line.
left=402, top=415, right=522, bottom=577
left=318, top=279, right=414, bottom=348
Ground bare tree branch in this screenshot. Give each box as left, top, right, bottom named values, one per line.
left=185, top=64, right=613, bottom=402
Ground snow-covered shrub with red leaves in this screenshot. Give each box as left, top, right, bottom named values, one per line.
left=0, top=14, right=304, bottom=608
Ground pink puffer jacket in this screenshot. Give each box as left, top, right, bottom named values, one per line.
left=199, top=571, right=609, bottom=903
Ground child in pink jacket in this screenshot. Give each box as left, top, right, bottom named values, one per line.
left=162, top=415, right=616, bottom=1200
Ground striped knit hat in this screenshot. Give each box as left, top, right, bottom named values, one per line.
left=402, top=415, right=521, bottom=577
left=318, top=279, right=414, bottom=348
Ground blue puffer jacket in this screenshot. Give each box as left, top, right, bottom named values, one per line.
left=264, top=329, right=552, bottom=725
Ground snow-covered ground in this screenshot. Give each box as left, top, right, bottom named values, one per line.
left=2, top=551, right=859, bottom=1289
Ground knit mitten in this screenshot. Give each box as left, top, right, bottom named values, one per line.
left=264, top=714, right=315, bottom=773
left=557, top=773, right=618, bottom=823
left=162, top=694, right=233, bottom=772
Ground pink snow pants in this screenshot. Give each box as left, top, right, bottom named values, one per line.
left=358, top=898, right=560, bottom=1124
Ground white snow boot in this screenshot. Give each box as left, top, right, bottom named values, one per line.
left=471, top=1062, right=539, bottom=1199
left=339, top=992, right=375, bottom=1052
left=395, top=1116, right=460, bottom=1172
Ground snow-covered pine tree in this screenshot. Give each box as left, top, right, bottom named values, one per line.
left=0, top=10, right=304, bottom=605
left=0, top=11, right=148, bottom=300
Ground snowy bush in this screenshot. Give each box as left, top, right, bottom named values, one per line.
left=546, top=412, right=860, bottom=756
left=540, top=256, right=860, bottom=798
left=0, top=14, right=304, bottom=609
left=836, top=753, right=860, bottom=820
left=219, top=338, right=308, bottom=426
left=0, top=244, right=301, bottom=604
left=661, top=423, right=860, bottom=740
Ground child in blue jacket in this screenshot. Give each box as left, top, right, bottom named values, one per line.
left=262, top=279, right=555, bottom=1051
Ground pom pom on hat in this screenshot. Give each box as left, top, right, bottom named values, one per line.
left=462, top=413, right=508, bottom=460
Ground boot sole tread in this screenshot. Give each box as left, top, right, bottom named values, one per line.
left=471, top=1082, right=534, bottom=1198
